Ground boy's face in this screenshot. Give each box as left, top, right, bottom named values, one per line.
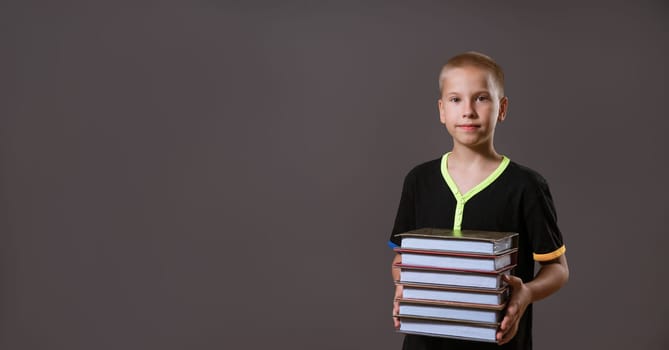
left=438, top=65, right=508, bottom=150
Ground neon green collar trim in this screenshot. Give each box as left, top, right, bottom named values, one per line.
left=440, top=152, right=510, bottom=230
left=441, top=152, right=510, bottom=200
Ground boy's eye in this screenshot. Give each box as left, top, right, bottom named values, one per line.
left=476, top=95, right=490, bottom=102
left=449, top=97, right=460, bottom=102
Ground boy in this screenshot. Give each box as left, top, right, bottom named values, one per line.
left=389, top=52, right=569, bottom=350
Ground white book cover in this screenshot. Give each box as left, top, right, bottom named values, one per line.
left=398, top=316, right=498, bottom=343
left=399, top=303, right=502, bottom=323
left=400, top=284, right=508, bottom=305
left=396, top=263, right=514, bottom=289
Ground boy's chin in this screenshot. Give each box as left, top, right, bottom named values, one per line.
left=453, top=136, right=488, bottom=145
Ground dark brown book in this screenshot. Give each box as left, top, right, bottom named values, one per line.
left=395, top=228, right=518, bottom=255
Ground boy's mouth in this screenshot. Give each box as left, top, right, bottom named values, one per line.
left=456, top=124, right=481, bottom=131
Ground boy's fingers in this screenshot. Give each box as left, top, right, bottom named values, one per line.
left=497, top=333, right=506, bottom=344
left=499, top=324, right=518, bottom=345
left=500, top=316, right=514, bottom=335
left=500, top=275, right=523, bottom=331
left=500, top=316, right=509, bottom=331
left=393, top=299, right=400, bottom=329
left=500, top=302, right=518, bottom=330
left=497, top=322, right=516, bottom=344
left=496, top=328, right=507, bottom=343
left=506, top=302, right=517, bottom=317
left=505, top=274, right=523, bottom=288
left=500, top=314, right=513, bottom=331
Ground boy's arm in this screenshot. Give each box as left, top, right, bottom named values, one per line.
left=391, top=253, right=402, bottom=329
left=497, top=254, right=570, bottom=345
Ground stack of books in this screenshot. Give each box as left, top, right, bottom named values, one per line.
left=393, top=228, right=518, bottom=343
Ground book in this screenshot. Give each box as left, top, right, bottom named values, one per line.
left=398, top=298, right=505, bottom=323
left=398, top=282, right=509, bottom=305
left=395, top=228, right=518, bottom=255
left=397, top=315, right=499, bottom=343
left=395, top=248, right=517, bottom=272
left=393, top=228, right=518, bottom=343
left=396, top=263, right=514, bottom=289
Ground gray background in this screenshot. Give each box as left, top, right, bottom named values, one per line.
left=2, top=1, right=668, bottom=349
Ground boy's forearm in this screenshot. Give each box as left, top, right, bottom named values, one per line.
left=525, top=254, right=569, bottom=303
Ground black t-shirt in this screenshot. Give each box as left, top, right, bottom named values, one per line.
left=389, top=154, right=565, bottom=350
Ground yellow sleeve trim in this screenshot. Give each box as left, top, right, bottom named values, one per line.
left=533, top=245, right=566, bottom=261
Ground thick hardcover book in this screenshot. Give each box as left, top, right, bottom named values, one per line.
left=398, top=298, right=505, bottom=323
left=398, top=282, right=509, bottom=305
left=397, top=315, right=499, bottom=343
left=395, top=263, right=514, bottom=289
left=395, top=228, right=518, bottom=255
left=394, top=248, right=517, bottom=272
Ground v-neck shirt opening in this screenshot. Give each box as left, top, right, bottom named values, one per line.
left=440, top=152, right=510, bottom=231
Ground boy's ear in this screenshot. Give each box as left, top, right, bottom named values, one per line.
left=438, top=99, right=446, bottom=124
left=498, top=96, right=509, bottom=122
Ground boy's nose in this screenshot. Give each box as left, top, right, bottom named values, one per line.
left=462, top=102, right=476, bottom=118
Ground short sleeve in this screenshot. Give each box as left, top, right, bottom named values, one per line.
left=388, top=170, right=417, bottom=249
left=523, top=175, right=566, bottom=261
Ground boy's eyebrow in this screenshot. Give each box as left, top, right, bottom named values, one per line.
left=444, top=90, right=492, bottom=95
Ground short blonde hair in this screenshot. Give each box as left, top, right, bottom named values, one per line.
left=438, top=51, right=505, bottom=97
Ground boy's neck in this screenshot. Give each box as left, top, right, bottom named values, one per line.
left=449, top=144, right=503, bottom=165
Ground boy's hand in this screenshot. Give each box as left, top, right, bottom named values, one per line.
left=393, top=284, right=403, bottom=329
left=497, top=275, right=532, bottom=345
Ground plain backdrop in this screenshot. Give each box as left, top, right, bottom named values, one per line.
left=2, top=1, right=668, bottom=349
